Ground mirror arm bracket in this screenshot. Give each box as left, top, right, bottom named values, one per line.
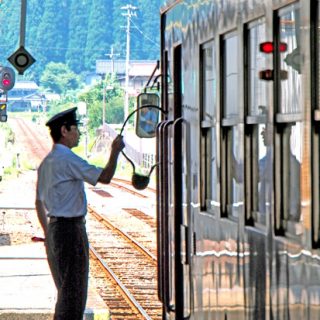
left=144, top=60, right=160, bottom=91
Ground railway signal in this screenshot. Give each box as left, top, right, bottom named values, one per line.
left=0, top=103, right=7, bottom=122
left=259, top=41, right=287, bottom=53
left=8, top=46, right=36, bottom=75
left=259, top=41, right=288, bottom=81
left=0, top=67, right=15, bottom=91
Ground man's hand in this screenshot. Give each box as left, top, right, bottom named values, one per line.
left=111, top=135, right=125, bottom=153
left=98, top=135, right=125, bottom=184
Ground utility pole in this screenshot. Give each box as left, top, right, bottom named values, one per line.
left=121, top=4, right=137, bottom=123
left=102, top=79, right=106, bottom=126
left=102, top=46, right=119, bottom=126
left=106, top=46, right=120, bottom=74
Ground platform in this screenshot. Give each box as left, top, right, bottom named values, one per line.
left=0, top=242, right=110, bottom=320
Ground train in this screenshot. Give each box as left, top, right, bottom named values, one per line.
left=135, top=0, right=320, bottom=319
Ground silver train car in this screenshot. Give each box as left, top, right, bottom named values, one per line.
left=151, top=0, right=320, bottom=319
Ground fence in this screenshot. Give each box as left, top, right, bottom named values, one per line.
left=93, top=124, right=155, bottom=169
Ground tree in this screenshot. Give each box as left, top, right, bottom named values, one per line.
left=25, top=0, right=45, bottom=80
left=112, top=0, right=161, bottom=60
left=40, top=62, right=80, bottom=94
left=85, top=1, right=113, bottom=70
left=0, top=0, right=21, bottom=66
left=0, top=0, right=162, bottom=82
left=137, top=0, right=161, bottom=59
left=78, top=75, right=126, bottom=130
left=112, top=0, right=130, bottom=61
left=66, top=0, right=91, bottom=74
left=34, top=0, right=70, bottom=75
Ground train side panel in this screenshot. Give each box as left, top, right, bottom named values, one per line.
left=158, top=0, right=320, bottom=319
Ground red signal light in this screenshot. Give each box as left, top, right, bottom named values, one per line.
left=279, top=42, right=288, bottom=52
left=0, top=67, right=15, bottom=91
left=2, top=78, right=10, bottom=87
left=260, top=42, right=274, bottom=54
left=260, top=42, right=288, bottom=54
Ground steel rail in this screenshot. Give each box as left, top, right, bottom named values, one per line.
left=109, top=181, right=148, bottom=198
left=89, top=245, right=153, bottom=320
left=88, top=207, right=157, bottom=264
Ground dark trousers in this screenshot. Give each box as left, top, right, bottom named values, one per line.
left=46, top=219, right=89, bottom=320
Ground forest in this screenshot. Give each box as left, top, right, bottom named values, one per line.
left=0, top=0, right=165, bottom=179
left=0, top=0, right=163, bottom=82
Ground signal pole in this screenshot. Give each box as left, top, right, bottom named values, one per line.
left=121, top=4, right=137, bottom=123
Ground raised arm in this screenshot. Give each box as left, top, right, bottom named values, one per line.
left=98, top=135, right=125, bottom=184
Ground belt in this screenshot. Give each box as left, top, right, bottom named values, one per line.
left=49, top=216, right=86, bottom=224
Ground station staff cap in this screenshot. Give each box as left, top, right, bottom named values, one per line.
left=46, top=107, right=80, bottom=129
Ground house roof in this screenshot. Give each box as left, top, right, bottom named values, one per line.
left=12, top=81, right=39, bottom=90
left=96, top=60, right=159, bottom=77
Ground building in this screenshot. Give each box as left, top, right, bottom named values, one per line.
left=7, top=81, right=58, bottom=112
left=95, top=60, right=159, bottom=96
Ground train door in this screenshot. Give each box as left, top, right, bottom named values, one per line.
left=157, top=42, right=191, bottom=319
left=171, top=44, right=191, bottom=319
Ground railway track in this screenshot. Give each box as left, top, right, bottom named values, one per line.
left=88, top=207, right=161, bottom=319
left=88, top=185, right=157, bottom=257
left=12, top=117, right=50, bottom=163
left=10, top=116, right=162, bottom=318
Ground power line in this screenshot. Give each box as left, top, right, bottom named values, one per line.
left=130, top=19, right=159, bottom=47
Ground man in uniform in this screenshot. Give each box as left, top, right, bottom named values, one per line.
left=35, top=107, right=125, bottom=319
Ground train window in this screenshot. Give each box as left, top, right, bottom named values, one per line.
left=274, top=3, right=302, bottom=236
left=221, top=32, right=244, bottom=219
left=245, top=18, right=269, bottom=226
left=200, top=40, right=219, bottom=214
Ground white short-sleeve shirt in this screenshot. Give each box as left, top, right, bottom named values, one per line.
left=36, top=144, right=103, bottom=217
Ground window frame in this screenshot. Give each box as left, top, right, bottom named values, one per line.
left=199, top=39, right=220, bottom=215
left=273, top=3, right=303, bottom=238
left=243, top=17, right=269, bottom=228
left=220, top=30, right=243, bottom=220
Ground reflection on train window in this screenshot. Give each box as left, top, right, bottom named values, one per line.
left=245, top=18, right=269, bottom=226
left=275, top=3, right=302, bottom=236
left=200, top=40, right=219, bottom=214
left=279, top=4, right=302, bottom=114
left=166, top=51, right=174, bottom=104
left=248, top=18, right=268, bottom=116
left=257, top=123, right=272, bottom=220
left=224, top=33, right=239, bottom=118
left=221, top=32, right=244, bottom=219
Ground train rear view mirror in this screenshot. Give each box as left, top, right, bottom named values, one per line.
left=136, top=93, right=160, bottom=138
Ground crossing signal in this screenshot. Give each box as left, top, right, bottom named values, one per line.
left=0, top=103, right=7, bottom=122
left=0, top=67, right=15, bottom=91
